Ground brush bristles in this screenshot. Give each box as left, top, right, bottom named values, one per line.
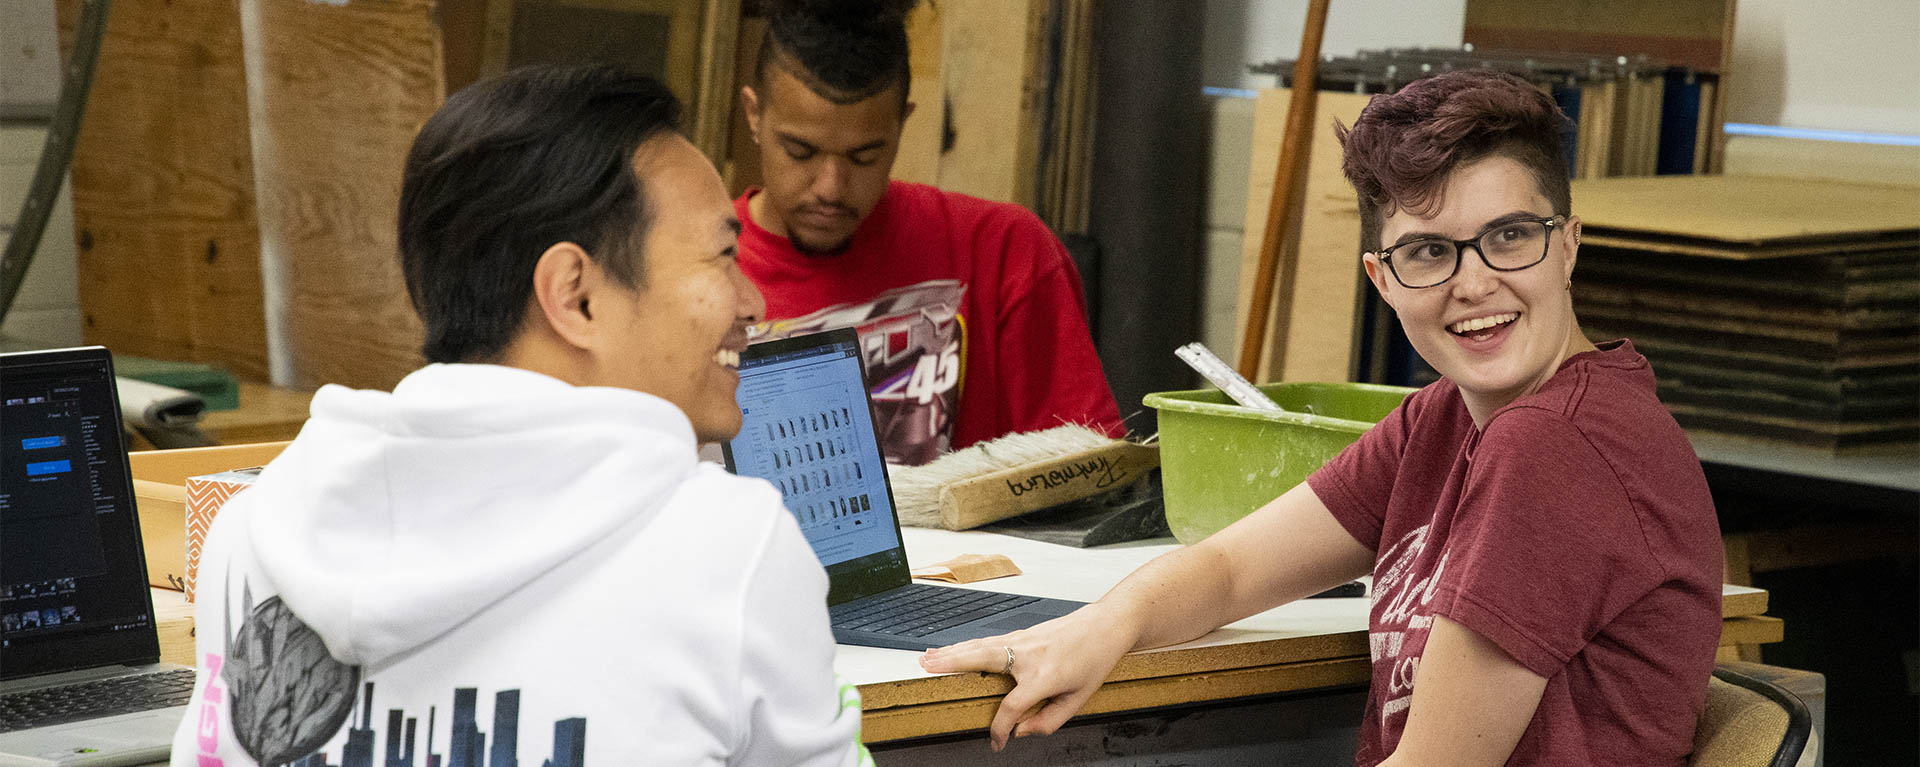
left=888, top=424, right=1116, bottom=527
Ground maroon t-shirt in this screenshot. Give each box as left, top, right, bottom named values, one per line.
left=736, top=181, right=1123, bottom=465
left=1308, top=340, right=1723, bottom=766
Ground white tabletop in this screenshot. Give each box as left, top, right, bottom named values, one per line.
left=838, top=528, right=1769, bottom=687
left=834, top=529, right=1371, bottom=685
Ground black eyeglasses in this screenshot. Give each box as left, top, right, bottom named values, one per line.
left=1369, top=215, right=1567, bottom=289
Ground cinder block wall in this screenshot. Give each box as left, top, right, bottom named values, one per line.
left=0, top=127, right=83, bottom=347
left=1, top=0, right=82, bottom=347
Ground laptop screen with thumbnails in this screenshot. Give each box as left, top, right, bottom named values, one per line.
left=721, top=327, right=911, bottom=606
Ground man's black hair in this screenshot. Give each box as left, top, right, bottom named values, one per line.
left=398, top=64, right=682, bottom=363
left=754, top=0, right=919, bottom=108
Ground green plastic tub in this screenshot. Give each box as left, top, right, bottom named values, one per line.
left=1144, top=382, right=1415, bottom=544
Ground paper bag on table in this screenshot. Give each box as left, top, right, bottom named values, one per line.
left=910, top=553, right=1022, bottom=583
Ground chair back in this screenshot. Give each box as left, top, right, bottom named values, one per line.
left=1691, top=665, right=1812, bottom=767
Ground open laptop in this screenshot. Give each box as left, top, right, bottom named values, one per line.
left=0, top=347, right=192, bottom=766
left=722, top=328, right=1082, bottom=651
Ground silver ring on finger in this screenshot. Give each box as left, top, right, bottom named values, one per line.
left=1002, top=645, right=1016, bottom=675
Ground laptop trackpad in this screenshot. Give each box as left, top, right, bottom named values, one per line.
left=0, top=710, right=178, bottom=765
left=981, top=612, right=1055, bottom=631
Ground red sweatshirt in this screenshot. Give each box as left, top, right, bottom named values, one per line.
left=737, top=181, right=1123, bottom=465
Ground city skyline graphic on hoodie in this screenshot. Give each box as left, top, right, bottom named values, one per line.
left=221, top=577, right=586, bottom=766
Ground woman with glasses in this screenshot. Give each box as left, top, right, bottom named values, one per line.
left=921, top=69, right=1722, bottom=766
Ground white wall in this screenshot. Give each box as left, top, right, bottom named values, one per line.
left=0, top=0, right=60, bottom=112
left=1204, top=0, right=1468, bottom=91
left=1725, top=0, right=1920, bottom=134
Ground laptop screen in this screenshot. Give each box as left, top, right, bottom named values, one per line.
left=0, top=347, right=161, bottom=679
left=722, top=328, right=909, bottom=606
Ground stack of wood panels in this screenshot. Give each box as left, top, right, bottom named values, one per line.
left=1254, top=48, right=1717, bottom=181
left=1569, top=176, right=1920, bottom=451
left=1032, top=0, right=1097, bottom=235
left=1462, top=0, right=1735, bottom=172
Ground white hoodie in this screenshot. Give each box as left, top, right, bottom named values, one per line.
left=170, top=364, right=869, bottom=766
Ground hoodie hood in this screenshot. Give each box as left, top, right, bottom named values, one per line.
left=239, top=363, right=698, bottom=668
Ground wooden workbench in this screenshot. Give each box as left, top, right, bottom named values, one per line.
left=839, top=529, right=1776, bottom=743
left=154, top=528, right=1777, bottom=745
left=126, top=381, right=314, bottom=450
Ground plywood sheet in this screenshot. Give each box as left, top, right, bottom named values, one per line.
left=1573, top=282, right=1918, bottom=331
left=241, top=0, right=434, bottom=390
left=1579, top=304, right=1910, bottom=353
left=1032, top=0, right=1095, bottom=233
left=1570, top=175, right=1920, bottom=247
left=1234, top=88, right=1373, bottom=384
left=1724, top=135, right=1920, bottom=189
left=691, top=0, right=742, bottom=164
left=1664, top=401, right=1917, bottom=451
left=1651, top=365, right=1916, bottom=413
left=57, top=0, right=269, bottom=380
left=889, top=1, right=943, bottom=187
left=1576, top=245, right=1919, bottom=304
left=1580, top=231, right=1920, bottom=260
left=936, top=0, right=1048, bottom=206
left=721, top=15, right=766, bottom=196
left=1591, top=329, right=1919, bottom=379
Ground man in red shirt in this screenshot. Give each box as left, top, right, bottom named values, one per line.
left=736, top=0, right=1123, bottom=465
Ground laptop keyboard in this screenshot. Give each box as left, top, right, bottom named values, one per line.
left=0, top=668, right=195, bottom=733
left=831, top=583, right=1041, bottom=638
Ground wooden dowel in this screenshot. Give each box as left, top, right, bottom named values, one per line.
left=1237, top=0, right=1331, bottom=382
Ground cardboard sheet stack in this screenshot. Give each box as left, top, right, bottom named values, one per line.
left=1569, top=176, right=1920, bottom=451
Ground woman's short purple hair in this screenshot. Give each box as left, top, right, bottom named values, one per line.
left=1336, top=69, right=1574, bottom=251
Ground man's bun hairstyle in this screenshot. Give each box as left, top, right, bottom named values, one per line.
left=755, top=0, right=920, bottom=106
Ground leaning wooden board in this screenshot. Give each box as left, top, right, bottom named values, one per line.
left=1235, top=88, right=1374, bottom=385
left=56, top=0, right=271, bottom=381
left=935, top=0, right=1050, bottom=207
left=241, top=0, right=434, bottom=391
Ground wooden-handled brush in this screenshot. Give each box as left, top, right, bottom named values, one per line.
left=888, top=425, right=1160, bottom=531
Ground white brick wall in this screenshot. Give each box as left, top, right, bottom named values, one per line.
left=1, top=0, right=82, bottom=348
left=1201, top=96, right=1256, bottom=358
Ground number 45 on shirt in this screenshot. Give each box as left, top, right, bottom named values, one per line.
left=905, top=341, right=961, bottom=405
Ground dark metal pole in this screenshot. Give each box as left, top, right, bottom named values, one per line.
left=1087, top=0, right=1207, bottom=435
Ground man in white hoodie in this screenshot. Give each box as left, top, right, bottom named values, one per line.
left=172, top=65, right=871, bottom=766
